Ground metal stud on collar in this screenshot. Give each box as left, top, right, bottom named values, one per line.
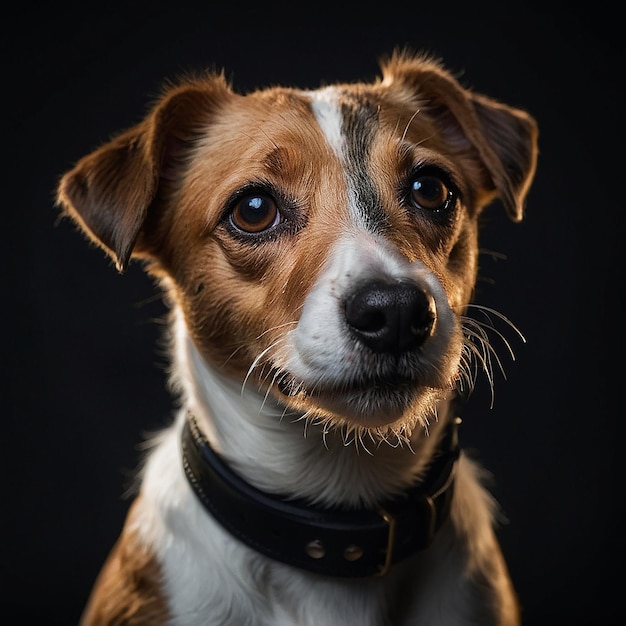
left=343, top=545, right=364, bottom=561
left=305, top=539, right=326, bottom=559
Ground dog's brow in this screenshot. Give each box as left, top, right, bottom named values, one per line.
left=263, top=145, right=285, bottom=174
left=305, top=87, right=385, bottom=232
left=306, top=86, right=345, bottom=157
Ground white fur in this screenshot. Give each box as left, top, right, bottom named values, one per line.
left=307, top=88, right=345, bottom=159
left=133, top=315, right=504, bottom=625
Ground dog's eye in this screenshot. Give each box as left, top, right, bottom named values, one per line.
left=229, top=193, right=281, bottom=233
left=408, top=173, right=455, bottom=213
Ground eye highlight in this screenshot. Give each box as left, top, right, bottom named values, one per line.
left=229, top=192, right=281, bottom=233
left=406, top=168, right=457, bottom=214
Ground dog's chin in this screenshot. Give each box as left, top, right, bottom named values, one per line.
left=275, top=376, right=450, bottom=431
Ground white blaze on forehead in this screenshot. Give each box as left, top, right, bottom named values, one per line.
left=306, top=86, right=345, bottom=157
left=303, top=86, right=364, bottom=226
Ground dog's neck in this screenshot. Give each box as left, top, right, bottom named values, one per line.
left=171, top=309, right=454, bottom=509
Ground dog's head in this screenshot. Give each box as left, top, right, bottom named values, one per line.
left=57, top=50, right=537, bottom=437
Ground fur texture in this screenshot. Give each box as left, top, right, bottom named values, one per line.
left=58, top=49, right=538, bottom=625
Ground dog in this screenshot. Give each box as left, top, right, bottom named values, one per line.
left=57, top=49, right=538, bottom=625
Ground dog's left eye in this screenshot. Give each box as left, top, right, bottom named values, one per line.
left=229, top=193, right=281, bottom=233
left=408, top=172, right=456, bottom=213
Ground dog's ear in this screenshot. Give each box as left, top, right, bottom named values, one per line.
left=380, top=51, right=538, bottom=221
left=56, top=72, right=233, bottom=272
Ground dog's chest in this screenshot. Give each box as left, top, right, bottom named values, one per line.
left=135, top=419, right=470, bottom=626
left=155, top=513, right=465, bottom=626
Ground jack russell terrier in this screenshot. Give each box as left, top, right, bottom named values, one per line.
left=57, top=49, right=538, bottom=625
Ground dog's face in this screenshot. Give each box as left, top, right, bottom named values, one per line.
left=57, top=51, right=537, bottom=437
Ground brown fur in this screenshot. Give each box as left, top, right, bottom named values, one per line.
left=79, top=499, right=169, bottom=626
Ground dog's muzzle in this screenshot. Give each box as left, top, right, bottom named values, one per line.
left=277, top=246, right=460, bottom=426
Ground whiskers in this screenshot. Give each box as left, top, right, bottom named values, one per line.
left=237, top=321, right=306, bottom=419
left=457, top=304, right=525, bottom=407
left=234, top=322, right=291, bottom=384
left=292, top=409, right=416, bottom=455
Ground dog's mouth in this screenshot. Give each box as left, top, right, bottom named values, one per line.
left=276, top=373, right=416, bottom=400
left=273, top=367, right=452, bottom=429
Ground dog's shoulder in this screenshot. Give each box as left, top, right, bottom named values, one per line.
left=79, top=498, right=170, bottom=626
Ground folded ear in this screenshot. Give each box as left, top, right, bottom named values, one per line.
left=380, top=51, right=539, bottom=221
left=56, top=72, right=233, bottom=271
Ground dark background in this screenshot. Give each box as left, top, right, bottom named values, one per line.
left=4, top=3, right=622, bottom=625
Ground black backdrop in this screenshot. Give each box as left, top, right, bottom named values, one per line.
left=5, top=3, right=622, bottom=625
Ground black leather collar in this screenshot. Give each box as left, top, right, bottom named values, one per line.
left=181, top=411, right=460, bottom=578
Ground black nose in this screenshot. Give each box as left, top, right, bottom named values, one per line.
left=344, top=280, right=435, bottom=354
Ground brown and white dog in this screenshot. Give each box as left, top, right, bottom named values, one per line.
left=57, top=49, right=538, bottom=625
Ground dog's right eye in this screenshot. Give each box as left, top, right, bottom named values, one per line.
left=229, top=193, right=281, bottom=233
left=408, top=172, right=456, bottom=214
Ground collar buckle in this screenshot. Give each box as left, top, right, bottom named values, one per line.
left=376, top=508, right=396, bottom=576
